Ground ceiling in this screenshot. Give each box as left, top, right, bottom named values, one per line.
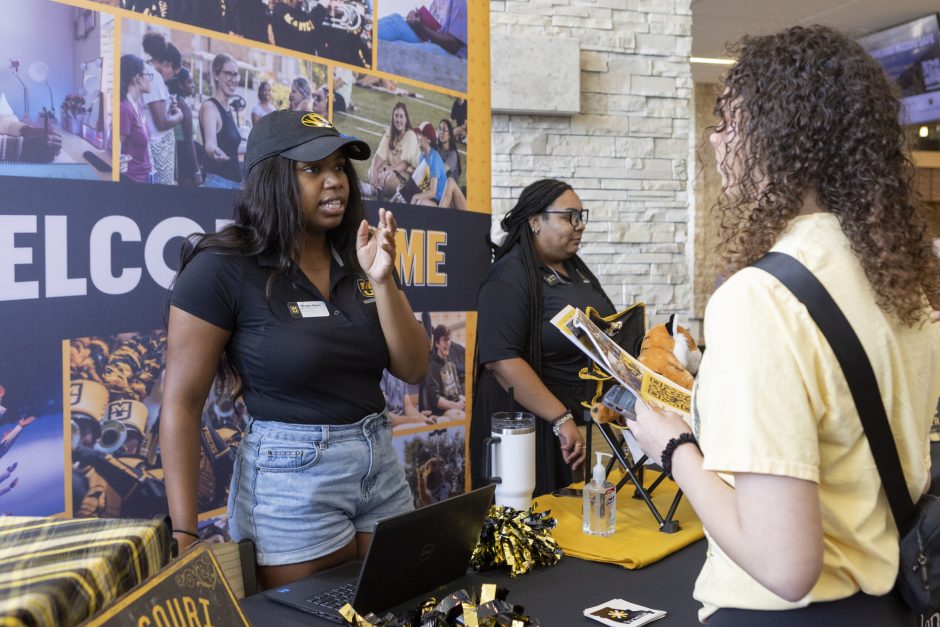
left=691, top=0, right=940, bottom=82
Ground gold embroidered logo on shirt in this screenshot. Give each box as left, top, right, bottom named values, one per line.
left=357, top=279, right=375, bottom=297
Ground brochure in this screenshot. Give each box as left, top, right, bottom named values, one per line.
left=550, top=305, right=691, bottom=417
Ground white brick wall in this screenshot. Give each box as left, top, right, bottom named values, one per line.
left=490, top=0, right=692, bottom=319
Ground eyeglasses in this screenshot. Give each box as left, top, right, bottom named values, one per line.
left=142, top=72, right=153, bottom=80
left=219, top=70, right=239, bottom=81
left=543, top=208, right=589, bottom=226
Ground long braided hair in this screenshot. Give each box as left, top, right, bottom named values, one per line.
left=488, top=179, right=610, bottom=375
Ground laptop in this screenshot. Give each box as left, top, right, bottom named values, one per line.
left=265, top=485, right=496, bottom=623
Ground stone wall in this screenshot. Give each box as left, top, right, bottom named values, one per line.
left=490, top=0, right=693, bottom=321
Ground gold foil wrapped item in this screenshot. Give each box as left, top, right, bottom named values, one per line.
left=470, top=503, right=562, bottom=577
left=339, top=585, right=539, bottom=626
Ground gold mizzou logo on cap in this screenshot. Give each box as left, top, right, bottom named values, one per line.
left=357, top=279, right=375, bottom=297
left=301, top=113, right=332, bottom=128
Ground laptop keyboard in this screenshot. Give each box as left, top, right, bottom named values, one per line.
left=306, top=581, right=358, bottom=610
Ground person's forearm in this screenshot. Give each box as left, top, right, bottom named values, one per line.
left=436, top=397, right=462, bottom=411
left=373, top=281, right=429, bottom=383
left=669, top=446, right=822, bottom=601
left=148, top=104, right=178, bottom=132
left=388, top=410, right=411, bottom=427
left=187, top=145, right=200, bottom=178
left=404, top=404, right=429, bottom=421
left=204, top=133, right=221, bottom=157
left=198, top=110, right=221, bottom=157
left=486, top=358, right=567, bottom=422
left=1, top=424, right=22, bottom=445
left=369, top=157, right=385, bottom=186
left=160, top=402, right=203, bottom=539
left=426, top=178, right=438, bottom=200
left=424, top=29, right=463, bottom=54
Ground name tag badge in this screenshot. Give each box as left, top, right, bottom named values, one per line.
left=287, top=301, right=330, bottom=318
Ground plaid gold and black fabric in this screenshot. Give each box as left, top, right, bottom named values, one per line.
left=0, top=516, right=171, bottom=626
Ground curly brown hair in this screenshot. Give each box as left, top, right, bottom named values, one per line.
left=713, top=25, right=940, bottom=325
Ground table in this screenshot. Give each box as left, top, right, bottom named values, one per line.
left=241, top=539, right=707, bottom=626
left=0, top=126, right=112, bottom=181
left=59, top=127, right=112, bottom=181
left=242, top=441, right=940, bottom=625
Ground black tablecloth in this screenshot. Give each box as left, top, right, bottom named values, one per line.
left=242, top=442, right=940, bottom=626
left=241, top=539, right=707, bottom=626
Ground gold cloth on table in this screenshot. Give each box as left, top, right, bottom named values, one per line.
left=536, top=470, right=703, bottom=568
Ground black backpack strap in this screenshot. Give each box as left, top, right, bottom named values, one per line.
left=752, top=252, right=917, bottom=533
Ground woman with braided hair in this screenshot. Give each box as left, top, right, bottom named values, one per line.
left=469, top=179, right=614, bottom=497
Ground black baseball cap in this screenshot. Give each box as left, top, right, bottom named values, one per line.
left=245, top=110, right=370, bottom=173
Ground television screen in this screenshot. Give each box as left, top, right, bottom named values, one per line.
left=858, top=14, right=940, bottom=125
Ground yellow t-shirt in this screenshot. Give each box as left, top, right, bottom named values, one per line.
left=374, top=129, right=419, bottom=173
left=692, top=212, right=940, bottom=621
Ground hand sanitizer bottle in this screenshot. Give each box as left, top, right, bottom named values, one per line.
left=583, top=452, right=616, bottom=536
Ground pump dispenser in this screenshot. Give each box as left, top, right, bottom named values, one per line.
left=582, top=452, right=616, bottom=536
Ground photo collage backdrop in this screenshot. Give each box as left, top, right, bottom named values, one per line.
left=0, top=0, right=490, bottom=535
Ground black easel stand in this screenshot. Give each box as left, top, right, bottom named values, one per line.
left=588, top=419, right=684, bottom=533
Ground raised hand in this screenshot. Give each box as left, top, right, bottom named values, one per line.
left=356, top=207, right=398, bottom=285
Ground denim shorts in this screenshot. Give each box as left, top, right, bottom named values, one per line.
left=202, top=173, right=242, bottom=189
left=227, top=411, right=413, bottom=566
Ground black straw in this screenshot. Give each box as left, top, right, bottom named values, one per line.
left=508, top=386, right=515, bottom=418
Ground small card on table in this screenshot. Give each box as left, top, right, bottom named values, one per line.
left=583, top=599, right=666, bottom=626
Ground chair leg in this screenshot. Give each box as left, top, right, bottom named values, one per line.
left=595, top=423, right=684, bottom=534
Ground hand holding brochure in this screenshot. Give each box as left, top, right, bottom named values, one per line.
left=550, top=305, right=691, bottom=416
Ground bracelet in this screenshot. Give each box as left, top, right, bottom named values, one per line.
left=660, top=433, right=698, bottom=479
left=172, top=529, right=199, bottom=539
left=551, top=411, right=574, bottom=437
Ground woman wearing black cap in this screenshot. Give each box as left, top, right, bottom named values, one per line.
left=161, top=110, right=429, bottom=588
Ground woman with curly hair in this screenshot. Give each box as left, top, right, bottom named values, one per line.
left=631, top=25, right=940, bottom=625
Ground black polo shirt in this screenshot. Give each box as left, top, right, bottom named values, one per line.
left=170, top=249, right=393, bottom=425
left=476, top=245, right=615, bottom=391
